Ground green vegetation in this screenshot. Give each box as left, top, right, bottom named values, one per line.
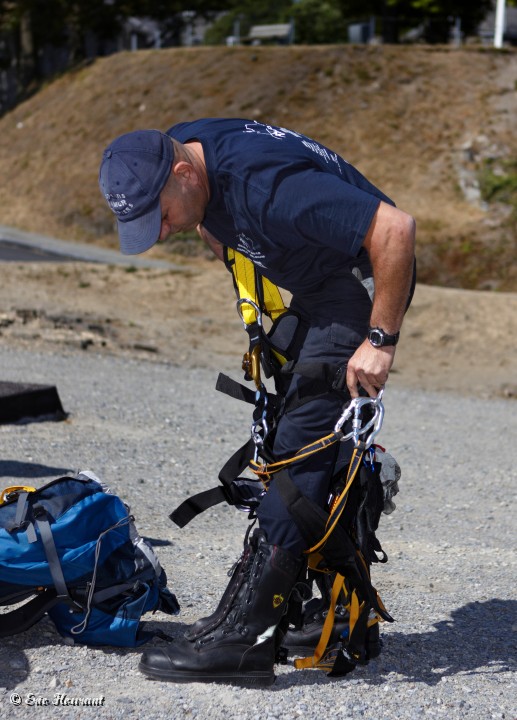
left=479, top=158, right=517, bottom=207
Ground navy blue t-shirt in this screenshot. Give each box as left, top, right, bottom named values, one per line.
left=167, top=118, right=393, bottom=297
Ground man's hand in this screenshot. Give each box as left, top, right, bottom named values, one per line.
left=346, top=340, right=396, bottom=398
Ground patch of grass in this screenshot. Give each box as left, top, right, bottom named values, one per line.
left=478, top=158, right=517, bottom=206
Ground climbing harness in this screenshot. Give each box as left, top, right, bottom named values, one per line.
left=169, top=249, right=399, bottom=676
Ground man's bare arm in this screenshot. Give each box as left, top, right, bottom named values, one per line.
left=346, top=201, right=416, bottom=398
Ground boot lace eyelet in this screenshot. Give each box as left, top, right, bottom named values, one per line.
left=196, top=635, right=215, bottom=648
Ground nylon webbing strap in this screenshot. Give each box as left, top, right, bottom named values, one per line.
left=215, top=373, right=257, bottom=405
left=92, top=582, right=135, bottom=604
left=170, top=437, right=258, bottom=527
left=346, top=593, right=369, bottom=660
left=294, top=572, right=346, bottom=669
left=260, top=273, right=286, bottom=322
left=225, top=248, right=287, bottom=324
left=274, top=470, right=337, bottom=551
left=33, top=508, right=70, bottom=601
left=249, top=431, right=342, bottom=479
left=15, top=492, right=29, bottom=526
left=169, top=487, right=227, bottom=528
left=307, top=447, right=364, bottom=555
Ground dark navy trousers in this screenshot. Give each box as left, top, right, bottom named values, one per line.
left=256, top=273, right=372, bottom=556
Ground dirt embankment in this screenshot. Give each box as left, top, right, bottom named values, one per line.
left=0, top=45, right=516, bottom=290
left=0, top=45, right=516, bottom=400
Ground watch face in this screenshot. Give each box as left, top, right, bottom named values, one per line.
left=369, top=329, right=383, bottom=347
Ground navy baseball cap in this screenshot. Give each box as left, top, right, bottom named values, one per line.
left=99, top=129, right=174, bottom=255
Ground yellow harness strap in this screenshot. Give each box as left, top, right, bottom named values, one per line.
left=294, top=572, right=348, bottom=669
left=225, top=247, right=287, bottom=324
left=249, top=431, right=342, bottom=482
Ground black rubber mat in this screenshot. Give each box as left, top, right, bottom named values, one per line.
left=0, top=382, right=67, bottom=424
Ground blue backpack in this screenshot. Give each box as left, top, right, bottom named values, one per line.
left=0, top=472, right=179, bottom=647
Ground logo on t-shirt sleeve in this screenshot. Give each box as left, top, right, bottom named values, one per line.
left=243, top=121, right=289, bottom=140
left=236, top=232, right=267, bottom=269
left=242, top=120, right=344, bottom=173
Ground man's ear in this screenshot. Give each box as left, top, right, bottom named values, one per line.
left=172, top=160, right=195, bottom=184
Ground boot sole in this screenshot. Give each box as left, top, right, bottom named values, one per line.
left=138, top=661, right=276, bottom=688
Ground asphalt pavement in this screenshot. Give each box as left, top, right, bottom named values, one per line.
left=0, top=225, right=177, bottom=268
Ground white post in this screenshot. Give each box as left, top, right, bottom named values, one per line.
left=494, top=0, right=506, bottom=48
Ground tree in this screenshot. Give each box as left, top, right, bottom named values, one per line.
left=384, top=0, right=494, bottom=38
left=0, top=1, right=122, bottom=87
left=290, top=0, right=347, bottom=44
left=334, top=0, right=495, bottom=42
left=204, top=0, right=292, bottom=44
left=0, top=0, right=220, bottom=110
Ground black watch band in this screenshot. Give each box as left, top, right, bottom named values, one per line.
left=367, top=326, right=400, bottom=348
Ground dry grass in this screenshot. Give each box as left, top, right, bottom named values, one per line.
left=1, top=44, right=516, bottom=289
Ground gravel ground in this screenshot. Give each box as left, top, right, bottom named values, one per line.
left=0, top=345, right=515, bottom=720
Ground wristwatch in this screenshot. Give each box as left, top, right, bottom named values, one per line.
left=367, top=326, right=400, bottom=348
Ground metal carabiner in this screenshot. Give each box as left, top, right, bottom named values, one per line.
left=237, top=298, right=264, bottom=389
left=236, top=298, right=263, bottom=329
left=334, top=389, right=385, bottom=449
left=250, top=386, right=270, bottom=461
left=251, top=419, right=266, bottom=462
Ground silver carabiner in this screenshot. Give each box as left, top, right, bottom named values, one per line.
left=334, top=389, right=385, bottom=449
left=251, top=419, right=267, bottom=462
left=250, top=387, right=270, bottom=461
left=236, top=298, right=263, bottom=329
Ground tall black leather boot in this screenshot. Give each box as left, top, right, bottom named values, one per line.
left=139, top=529, right=302, bottom=687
